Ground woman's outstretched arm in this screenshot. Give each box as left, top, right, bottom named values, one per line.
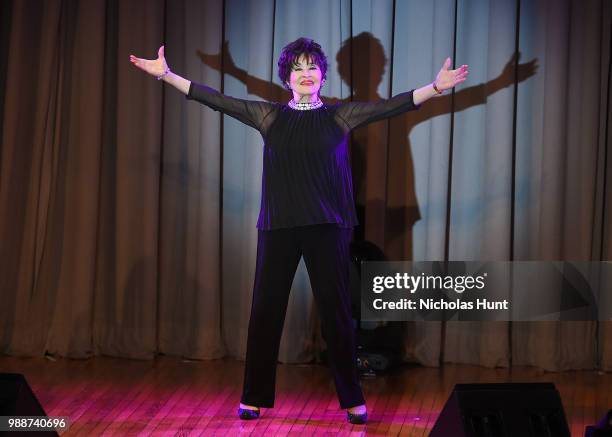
left=130, top=45, right=277, bottom=135
left=335, top=57, right=468, bottom=132
left=130, top=45, right=190, bottom=95
left=413, top=57, right=469, bottom=106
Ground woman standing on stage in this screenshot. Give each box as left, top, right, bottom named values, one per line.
left=130, top=37, right=468, bottom=424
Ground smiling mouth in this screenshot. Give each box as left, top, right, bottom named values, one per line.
left=300, top=81, right=314, bottom=85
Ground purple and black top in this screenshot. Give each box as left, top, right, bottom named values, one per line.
left=186, top=82, right=419, bottom=230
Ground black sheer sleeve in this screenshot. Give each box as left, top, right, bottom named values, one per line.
left=186, top=82, right=278, bottom=135
left=334, top=90, right=420, bottom=132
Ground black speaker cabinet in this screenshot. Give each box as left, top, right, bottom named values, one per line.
left=585, top=410, right=612, bottom=437
left=429, top=383, right=570, bottom=437
left=0, top=373, right=58, bottom=436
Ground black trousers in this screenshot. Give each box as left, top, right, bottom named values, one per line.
left=240, top=224, right=365, bottom=409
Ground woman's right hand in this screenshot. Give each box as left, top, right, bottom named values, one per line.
left=130, top=45, right=168, bottom=78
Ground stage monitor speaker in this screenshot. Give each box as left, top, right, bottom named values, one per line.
left=585, top=410, right=612, bottom=437
left=0, top=373, right=48, bottom=417
left=0, top=372, right=60, bottom=437
left=429, top=383, right=570, bottom=437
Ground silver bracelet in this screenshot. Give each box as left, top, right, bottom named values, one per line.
left=157, top=67, right=170, bottom=81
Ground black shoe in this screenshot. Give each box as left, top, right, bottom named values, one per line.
left=347, top=410, right=368, bottom=424
left=238, top=406, right=260, bottom=420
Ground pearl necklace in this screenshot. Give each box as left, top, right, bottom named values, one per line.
left=288, top=99, right=323, bottom=110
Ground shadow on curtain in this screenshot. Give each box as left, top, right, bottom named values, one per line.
left=0, top=0, right=610, bottom=372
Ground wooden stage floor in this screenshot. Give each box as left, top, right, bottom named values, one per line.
left=0, top=355, right=610, bottom=436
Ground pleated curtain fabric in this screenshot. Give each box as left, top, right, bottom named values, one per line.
left=0, top=0, right=610, bottom=370
left=158, top=0, right=227, bottom=360
left=510, top=0, right=609, bottom=371
left=443, top=0, right=518, bottom=369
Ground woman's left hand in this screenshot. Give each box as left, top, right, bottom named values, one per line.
left=434, top=57, right=469, bottom=92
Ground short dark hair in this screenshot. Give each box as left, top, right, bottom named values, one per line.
left=277, top=37, right=328, bottom=91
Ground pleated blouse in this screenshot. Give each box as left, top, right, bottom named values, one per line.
left=186, top=82, right=420, bottom=230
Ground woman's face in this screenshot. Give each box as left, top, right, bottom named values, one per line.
left=288, top=54, right=323, bottom=97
